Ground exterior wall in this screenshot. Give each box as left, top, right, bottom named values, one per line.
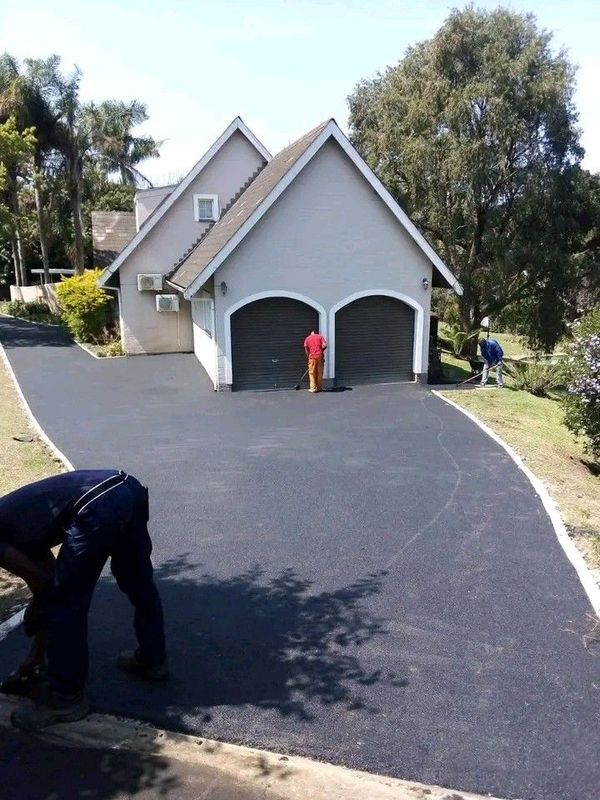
left=192, top=297, right=217, bottom=386
left=212, top=140, right=433, bottom=387
left=9, top=284, right=59, bottom=312
left=135, top=186, right=174, bottom=230
left=119, top=287, right=193, bottom=354
left=119, top=130, right=265, bottom=355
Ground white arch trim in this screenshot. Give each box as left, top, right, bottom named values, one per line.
left=328, top=290, right=425, bottom=379
left=223, top=290, right=328, bottom=386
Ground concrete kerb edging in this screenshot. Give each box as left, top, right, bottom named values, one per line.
left=75, top=340, right=126, bottom=360
left=432, top=390, right=600, bottom=617
left=0, top=696, right=506, bottom=800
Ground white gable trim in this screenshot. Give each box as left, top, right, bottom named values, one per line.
left=98, top=117, right=271, bottom=287
left=183, top=120, right=462, bottom=299
left=223, top=290, right=327, bottom=386
left=328, top=290, right=424, bottom=377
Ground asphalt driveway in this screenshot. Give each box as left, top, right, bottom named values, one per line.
left=0, top=316, right=598, bottom=800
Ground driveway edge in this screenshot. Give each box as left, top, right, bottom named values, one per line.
left=0, top=340, right=74, bottom=471
left=0, top=696, right=506, bottom=800
left=432, top=390, right=600, bottom=616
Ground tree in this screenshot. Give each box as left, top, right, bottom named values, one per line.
left=348, top=7, right=584, bottom=350
left=0, top=54, right=62, bottom=284
left=0, top=117, right=36, bottom=286
left=52, top=66, right=94, bottom=275
left=88, top=100, right=159, bottom=187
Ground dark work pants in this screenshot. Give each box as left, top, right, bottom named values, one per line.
left=45, top=476, right=166, bottom=694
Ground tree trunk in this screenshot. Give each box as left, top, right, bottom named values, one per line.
left=10, top=236, right=22, bottom=288
left=69, top=172, right=85, bottom=275
left=15, top=222, right=27, bottom=286
left=33, top=164, right=51, bottom=284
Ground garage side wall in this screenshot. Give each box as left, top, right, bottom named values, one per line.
left=118, top=131, right=266, bottom=354
left=213, top=140, right=433, bottom=386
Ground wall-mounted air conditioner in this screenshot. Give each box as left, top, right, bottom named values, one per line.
left=156, top=294, right=179, bottom=313
left=137, top=273, right=163, bottom=291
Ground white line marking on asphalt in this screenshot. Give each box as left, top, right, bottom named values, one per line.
left=432, top=390, right=600, bottom=616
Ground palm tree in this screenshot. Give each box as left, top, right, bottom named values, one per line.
left=0, top=54, right=61, bottom=283
left=52, top=66, right=95, bottom=274
left=89, top=99, right=160, bottom=188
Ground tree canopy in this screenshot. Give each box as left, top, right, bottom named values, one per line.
left=0, top=53, right=160, bottom=285
left=348, top=6, right=593, bottom=349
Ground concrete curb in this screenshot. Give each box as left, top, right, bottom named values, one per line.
left=74, top=340, right=126, bottom=360
left=0, top=696, right=505, bottom=800
left=432, top=390, right=600, bottom=616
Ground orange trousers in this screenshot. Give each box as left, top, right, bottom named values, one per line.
left=308, top=357, right=324, bottom=392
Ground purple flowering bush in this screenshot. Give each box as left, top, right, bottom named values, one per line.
left=564, top=310, right=600, bottom=461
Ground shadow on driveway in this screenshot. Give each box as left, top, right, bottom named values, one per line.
left=90, top=556, right=407, bottom=729
left=0, top=316, right=73, bottom=348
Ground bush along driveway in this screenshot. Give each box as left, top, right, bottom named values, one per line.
left=0, top=315, right=599, bottom=800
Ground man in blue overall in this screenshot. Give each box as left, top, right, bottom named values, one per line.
left=477, top=337, right=504, bottom=388
left=0, top=469, right=167, bottom=731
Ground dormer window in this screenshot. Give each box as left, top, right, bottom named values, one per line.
left=193, top=194, right=219, bottom=222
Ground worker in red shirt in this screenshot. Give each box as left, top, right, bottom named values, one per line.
left=303, top=330, right=327, bottom=393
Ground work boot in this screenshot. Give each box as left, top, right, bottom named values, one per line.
left=1, top=664, right=46, bottom=699
left=11, top=684, right=89, bottom=732
left=117, top=649, right=169, bottom=681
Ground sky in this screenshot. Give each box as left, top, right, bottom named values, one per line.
left=2, top=0, right=599, bottom=185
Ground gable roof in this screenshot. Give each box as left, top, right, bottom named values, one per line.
left=168, top=119, right=462, bottom=298
left=98, top=117, right=272, bottom=287
left=168, top=120, right=329, bottom=291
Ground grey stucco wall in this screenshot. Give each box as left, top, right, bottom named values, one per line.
left=211, top=140, right=433, bottom=387
left=119, top=130, right=265, bottom=354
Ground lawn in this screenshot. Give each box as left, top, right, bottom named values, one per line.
left=0, top=354, right=63, bottom=620
left=440, top=387, right=600, bottom=574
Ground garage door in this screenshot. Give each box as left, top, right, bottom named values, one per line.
left=231, top=297, right=319, bottom=391
left=335, top=295, right=414, bottom=385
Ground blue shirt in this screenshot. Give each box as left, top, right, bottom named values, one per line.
left=479, top=338, right=503, bottom=366
left=0, top=470, right=119, bottom=561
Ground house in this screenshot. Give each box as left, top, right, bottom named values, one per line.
left=98, top=117, right=462, bottom=391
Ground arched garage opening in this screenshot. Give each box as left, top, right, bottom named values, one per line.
left=231, top=296, right=319, bottom=390
left=334, top=295, right=415, bottom=385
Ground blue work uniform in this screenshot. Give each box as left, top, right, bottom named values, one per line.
left=0, top=470, right=165, bottom=694
left=479, top=338, right=504, bottom=366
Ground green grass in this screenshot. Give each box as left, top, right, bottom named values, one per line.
left=0, top=357, right=63, bottom=619
left=441, top=386, right=600, bottom=569
left=440, top=352, right=472, bottom=383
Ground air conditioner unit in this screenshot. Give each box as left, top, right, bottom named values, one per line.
left=137, top=273, right=163, bottom=292
left=156, top=294, right=180, bottom=313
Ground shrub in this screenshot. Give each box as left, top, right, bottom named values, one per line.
left=439, top=327, right=479, bottom=357
left=55, top=269, right=110, bottom=342
left=564, top=310, right=600, bottom=460
left=505, top=359, right=565, bottom=397
left=7, top=300, right=27, bottom=317
left=6, top=299, right=62, bottom=324
left=96, top=340, right=123, bottom=358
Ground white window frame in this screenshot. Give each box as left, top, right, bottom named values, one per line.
left=193, top=194, right=219, bottom=222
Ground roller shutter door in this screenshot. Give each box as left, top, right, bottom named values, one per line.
left=232, top=297, right=319, bottom=391
left=335, top=295, right=414, bottom=385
